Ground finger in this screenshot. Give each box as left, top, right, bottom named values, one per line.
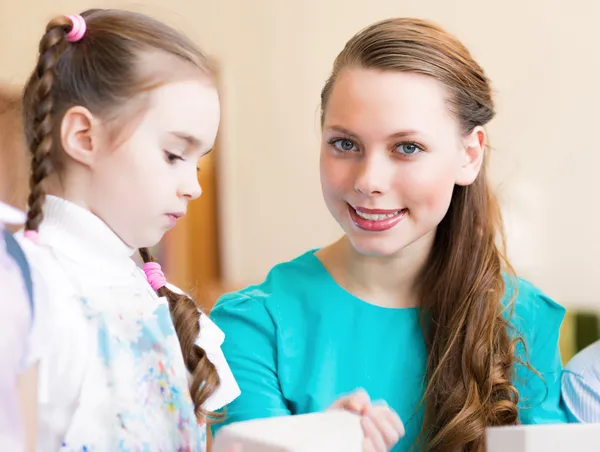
left=348, top=389, right=371, bottom=412
left=361, top=414, right=387, bottom=452
left=384, top=407, right=405, bottom=439
left=365, top=407, right=403, bottom=448
left=366, top=409, right=400, bottom=449
left=362, top=438, right=377, bottom=452
left=371, top=402, right=405, bottom=437
left=330, top=389, right=371, bottom=414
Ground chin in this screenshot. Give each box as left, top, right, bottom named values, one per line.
left=130, top=231, right=166, bottom=250
left=347, top=236, right=407, bottom=258
left=346, top=223, right=438, bottom=261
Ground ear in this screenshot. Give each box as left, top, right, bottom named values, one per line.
left=60, top=106, right=102, bottom=167
left=455, top=125, right=486, bottom=186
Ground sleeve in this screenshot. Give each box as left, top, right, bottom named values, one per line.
left=560, top=341, right=600, bottom=423
left=511, top=279, right=568, bottom=424
left=208, top=291, right=291, bottom=437
left=561, top=369, right=600, bottom=423
left=15, top=235, right=87, bottom=409
left=164, top=282, right=241, bottom=412
left=15, top=237, right=51, bottom=374
left=22, top=272, right=51, bottom=371
left=195, top=313, right=241, bottom=412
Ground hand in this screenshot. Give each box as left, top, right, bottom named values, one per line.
left=329, top=388, right=372, bottom=414
left=360, top=403, right=404, bottom=452
left=329, top=390, right=405, bottom=452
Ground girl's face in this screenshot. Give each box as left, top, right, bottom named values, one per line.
left=320, top=68, right=485, bottom=258
left=81, top=78, right=220, bottom=248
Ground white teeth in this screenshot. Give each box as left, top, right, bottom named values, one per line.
left=355, top=209, right=402, bottom=221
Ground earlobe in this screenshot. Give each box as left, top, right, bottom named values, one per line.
left=60, top=106, right=98, bottom=167
left=455, top=126, right=486, bottom=186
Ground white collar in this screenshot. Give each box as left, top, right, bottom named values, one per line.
left=38, top=196, right=137, bottom=267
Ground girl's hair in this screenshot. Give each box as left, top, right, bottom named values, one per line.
left=22, top=9, right=220, bottom=422
left=321, top=18, right=522, bottom=451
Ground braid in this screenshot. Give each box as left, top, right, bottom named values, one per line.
left=24, top=17, right=72, bottom=232
left=138, top=247, right=222, bottom=423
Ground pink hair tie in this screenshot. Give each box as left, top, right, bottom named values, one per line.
left=66, top=14, right=86, bottom=43
left=23, top=230, right=39, bottom=245
left=144, top=262, right=166, bottom=291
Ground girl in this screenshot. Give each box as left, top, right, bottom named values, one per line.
left=16, top=9, right=240, bottom=451
left=210, top=18, right=567, bottom=452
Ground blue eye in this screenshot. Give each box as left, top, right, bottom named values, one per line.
left=330, top=138, right=358, bottom=152
left=396, top=143, right=422, bottom=155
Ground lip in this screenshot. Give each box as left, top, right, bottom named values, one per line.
left=347, top=203, right=407, bottom=232
left=352, top=205, right=403, bottom=214
left=166, top=212, right=185, bottom=227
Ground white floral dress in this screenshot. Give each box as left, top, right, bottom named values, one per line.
left=18, top=196, right=240, bottom=451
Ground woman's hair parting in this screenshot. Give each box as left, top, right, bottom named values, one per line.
left=21, top=9, right=220, bottom=421
left=321, top=18, right=528, bottom=451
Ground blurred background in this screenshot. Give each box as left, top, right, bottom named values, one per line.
left=1, top=0, right=599, bottom=361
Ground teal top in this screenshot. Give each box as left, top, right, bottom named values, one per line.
left=210, top=250, right=568, bottom=450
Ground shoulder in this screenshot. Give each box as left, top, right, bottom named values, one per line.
left=212, top=249, right=324, bottom=317
left=503, top=275, right=566, bottom=340
left=564, top=340, right=600, bottom=378
left=14, top=230, right=89, bottom=357
left=15, top=230, right=74, bottom=302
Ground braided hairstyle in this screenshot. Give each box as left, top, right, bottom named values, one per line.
left=21, top=9, right=221, bottom=422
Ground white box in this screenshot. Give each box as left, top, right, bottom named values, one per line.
left=486, top=423, right=600, bottom=452
left=212, top=410, right=363, bottom=452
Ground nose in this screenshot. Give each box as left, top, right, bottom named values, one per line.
left=353, top=152, right=391, bottom=196
left=179, top=170, right=202, bottom=201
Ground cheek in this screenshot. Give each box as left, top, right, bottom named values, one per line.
left=399, top=161, right=457, bottom=212
left=320, top=154, right=351, bottom=196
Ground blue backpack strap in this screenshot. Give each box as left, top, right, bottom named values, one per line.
left=3, top=229, right=34, bottom=316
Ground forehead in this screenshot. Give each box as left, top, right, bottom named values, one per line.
left=147, top=79, right=220, bottom=146
left=324, top=68, right=458, bottom=138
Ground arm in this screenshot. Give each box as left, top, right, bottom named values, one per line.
left=209, top=292, right=291, bottom=437
left=208, top=292, right=404, bottom=452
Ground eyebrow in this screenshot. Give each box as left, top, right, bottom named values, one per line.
left=328, top=125, right=424, bottom=141
left=169, top=131, right=214, bottom=155
left=170, top=131, right=202, bottom=148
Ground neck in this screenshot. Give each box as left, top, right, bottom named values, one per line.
left=320, top=233, right=435, bottom=308
left=45, top=172, right=91, bottom=212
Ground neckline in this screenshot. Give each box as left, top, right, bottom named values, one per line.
left=36, top=196, right=137, bottom=270
left=305, top=249, right=420, bottom=313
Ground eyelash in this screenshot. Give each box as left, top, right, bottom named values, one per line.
left=327, top=138, right=424, bottom=157
left=165, top=150, right=184, bottom=163
left=165, top=150, right=201, bottom=173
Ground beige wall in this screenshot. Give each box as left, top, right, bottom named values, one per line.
left=2, top=0, right=599, bottom=308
